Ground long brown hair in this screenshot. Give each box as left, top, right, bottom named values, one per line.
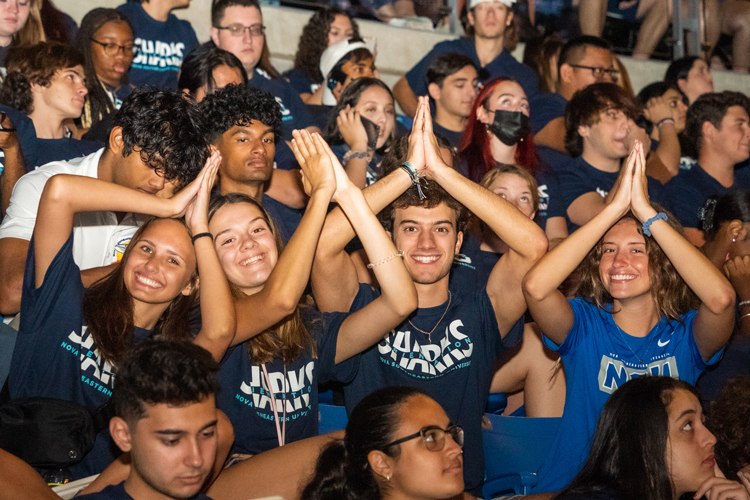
left=208, top=193, right=317, bottom=364
left=569, top=209, right=697, bottom=321
left=82, top=218, right=199, bottom=365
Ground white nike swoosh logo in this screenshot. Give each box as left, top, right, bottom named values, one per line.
left=658, top=339, right=670, bottom=347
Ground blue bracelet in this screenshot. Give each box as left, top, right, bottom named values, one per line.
left=642, top=212, right=667, bottom=236
left=400, top=161, right=427, bottom=200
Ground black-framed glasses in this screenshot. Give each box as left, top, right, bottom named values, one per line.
left=568, top=64, right=620, bottom=80
left=216, top=23, right=266, bottom=37
left=90, top=39, right=139, bottom=57
left=382, top=425, right=464, bottom=451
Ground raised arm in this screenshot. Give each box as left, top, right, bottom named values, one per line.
left=298, top=134, right=417, bottom=362
left=336, top=106, right=371, bottom=189
left=629, top=141, right=735, bottom=359
left=419, top=97, right=548, bottom=334
left=33, top=158, right=213, bottom=289
left=231, top=131, right=336, bottom=345
left=185, top=152, right=236, bottom=362
left=524, top=145, right=638, bottom=345
left=311, top=109, right=428, bottom=313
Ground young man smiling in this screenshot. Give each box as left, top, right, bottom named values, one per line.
left=393, top=0, right=538, bottom=118
left=311, top=97, right=547, bottom=496
left=77, top=340, right=220, bottom=500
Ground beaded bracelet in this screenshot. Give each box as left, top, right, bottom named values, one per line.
left=343, top=149, right=373, bottom=163
left=400, top=161, right=427, bottom=200
left=739, top=300, right=750, bottom=308
left=656, top=118, right=675, bottom=128
left=367, top=250, right=405, bottom=269
left=643, top=212, right=668, bottom=237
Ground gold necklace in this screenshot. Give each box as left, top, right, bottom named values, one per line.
left=408, top=291, right=452, bottom=342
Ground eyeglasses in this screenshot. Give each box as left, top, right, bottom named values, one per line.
left=216, top=23, right=266, bottom=37
left=382, top=425, right=464, bottom=452
left=90, top=39, right=139, bottom=57
left=568, top=64, right=620, bottom=80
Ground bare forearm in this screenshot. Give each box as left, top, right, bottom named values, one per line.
left=265, top=169, right=307, bottom=209
left=80, top=263, right=118, bottom=287
left=1, top=146, right=24, bottom=217
left=654, top=125, right=681, bottom=176
left=344, top=157, right=369, bottom=189
left=393, top=76, right=418, bottom=118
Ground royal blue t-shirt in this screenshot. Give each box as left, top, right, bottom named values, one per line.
left=77, top=482, right=213, bottom=500
left=529, top=92, right=567, bottom=134
left=217, top=309, right=358, bottom=455
left=249, top=69, right=315, bottom=141
left=263, top=193, right=302, bottom=244
left=662, top=162, right=750, bottom=229
left=560, top=156, right=663, bottom=232
left=405, top=38, right=539, bottom=101
left=533, top=299, right=720, bottom=493
left=0, top=105, right=102, bottom=172
left=117, top=2, right=199, bottom=90
left=345, top=281, right=523, bottom=496
left=8, top=233, right=152, bottom=478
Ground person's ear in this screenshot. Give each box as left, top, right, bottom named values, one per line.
left=109, top=126, right=125, bottom=156
left=368, top=450, right=394, bottom=481
left=333, top=82, right=345, bottom=102
left=181, top=275, right=198, bottom=297
left=427, top=82, right=442, bottom=102
left=467, top=9, right=476, bottom=27
left=727, top=219, right=745, bottom=243
left=677, top=78, right=688, bottom=96
left=702, top=120, right=717, bottom=147
left=505, top=9, right=514, bottom=26
left=30, top=82, right=45, bottom=96
left=110, top=417, right=134, bottom=454
left=578, top=124, right=590, bottom=139
left=559, top=63, right=573, bottom=85
left=454, top=230, right=464, bottom=255
left=477, top=105, right=491, bottom=125
left=210, top=27, right=221, bottom=47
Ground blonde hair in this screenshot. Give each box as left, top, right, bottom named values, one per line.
left=480, top=163, right=540, bottom=214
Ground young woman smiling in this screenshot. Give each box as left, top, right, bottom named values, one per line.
left=522, top=140, right=735, bottom=493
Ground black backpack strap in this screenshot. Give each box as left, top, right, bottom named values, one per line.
left=91, top=398, right=115, bottom=433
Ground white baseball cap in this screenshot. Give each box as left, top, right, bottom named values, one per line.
left=468, top=0, right=515, bottom=9
left=320, top=38, right=375, bottom=106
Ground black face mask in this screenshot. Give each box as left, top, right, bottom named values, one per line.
left=487, top=110, right=530, bottom=146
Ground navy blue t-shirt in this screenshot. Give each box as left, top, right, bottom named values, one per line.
left=529, top=92, right=567, bottom=134
left=345, top=281, right=523, bottom=496
left=117, top=2, right=199, bottom=90
left=217, top=309, right=358, bottom=455
left=405, top=38, right=539, bottom=101
left=8, top=233, right=152, bottom=478
left=0, top=105, right=102, bottom=172
left=286, top=68, right=319, bottom=96
left=560, top=156, right=663, bottom=232
left=432, top=121, right=464, bottom=150
left=451, top=233, right=502, bottom=297
left=249, top=69, right=315, bottom=141
left=77, top=482, right=213, bottom=500
left=263, top=193, right=302, bottom=244
left=662, top=163, right=750, bottom=229
left=535, top=159, right=566, bottom=230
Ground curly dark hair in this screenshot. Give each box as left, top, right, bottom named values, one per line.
left=112, top=339, right=219, bottom=424
left=710, top=377, right=750, bottom=479
left=292, top=7, right=360, bottom=85
left=111, top=87, right=210, bottom=189
left=564, top=82, right=640, bottom=157
left=683, top=91, right=750, bottom=158
left=74, top=9, right=135, bottom=129
left=199, top=83, right=281, bottom=145
left=0, top=41, right=84, bottom=114
left=568, top=208, right=697, bottom=321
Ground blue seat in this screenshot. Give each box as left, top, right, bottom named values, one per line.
left=318, top=403, right=348, bottom=435
left=482, top=414, right=561, bottom=498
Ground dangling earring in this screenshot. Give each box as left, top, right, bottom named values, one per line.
left=387, top=475, right=390, bottom=481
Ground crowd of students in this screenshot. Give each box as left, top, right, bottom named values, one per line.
left=0, top=0, right=749, bottom=499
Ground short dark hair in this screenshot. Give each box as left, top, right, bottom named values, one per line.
left=710, top=377, right=750, bottom=479
left=179, top=44, right=248, bottom=97
left=557, top=376, right=698, bottom=500
left=665, top=56, right=701, bottom=86
left=199, top=83, right=282, bottom=145
left=426, top=53, right=477, bottom=88
left=684, top=91, right=750, bottom=157
left=635, top=81, right=683, bottom=109
left=212, top=0, right=260, bottom=27
left=378, top=182, right=469, bottom=235
left=564, top=82, right=639, bottom=157
left=329, top=45, right=374, bottom=81
left=557, top=36, right=612, bottom=79
left=0, top=42, right=84, bottom=114
left=112, top=340, right=219, bottom=424
left=112, top=88, right=210, bottom=189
